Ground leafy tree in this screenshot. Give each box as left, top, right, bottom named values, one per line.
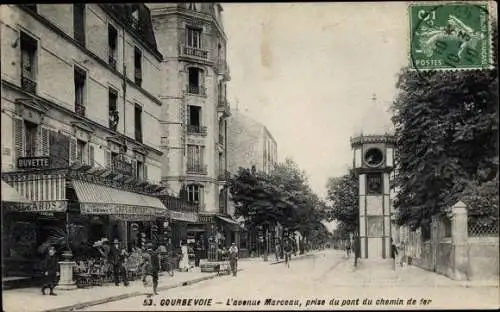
left=391, top=26, right=498, bottom=229
left=228, top=159, right=327, bottom=238
left=325, top=170, right=359, bottom=235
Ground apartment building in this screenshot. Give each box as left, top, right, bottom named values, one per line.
left=227, top=110, right=278, bottom=177
left=0, top=4, right=172, bottom=275
left=148, top=3, right=237, bottom=258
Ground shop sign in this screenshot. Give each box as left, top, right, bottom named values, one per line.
left=80, top=203, right=161, bottom=216
left=112, top=214, right=157, bottom=222
left=169, top=210, right=198, bottom=223
left=17, top=157, right=51, bottom=170
left=17, top=200, right=67, bottom=212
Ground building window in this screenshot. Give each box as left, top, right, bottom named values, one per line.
left=108, top=88, right=119, bottom=131
left=366, top=173, right=383, bottom=195
left=136, top=160, right=145, bottom=181
left=187, top=106, right=204, bottom=134
left=76, top=140, right=88, bottom=164
left=134, top=104, right=142, bottom=143
left=20, top=32, right=37, bottom=93
left=74, top=67, right=86, bottom=116
left=73, top=4, right=86, bottom=45
left=108, top=24, right=118, bottom=68
left=186, top=184, right=202, bottom=204
left=186, top=27, right=201, bottom=48
left=24, top=121, right=38, bottom=157
left=111, top=151, right=120, bottom=169
left=187, top=145, right=205, bottom=173
left=187, top=68, right=202, bottom=94
left=134, top=47, right=142, bottom=86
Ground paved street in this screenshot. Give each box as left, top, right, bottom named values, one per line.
left=81, top=250, right=499, bottom=311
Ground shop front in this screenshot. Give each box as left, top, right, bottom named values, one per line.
left=1, top=167, right=167, bottom=278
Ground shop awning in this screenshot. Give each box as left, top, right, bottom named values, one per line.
left=1, top=180, right=32, bottom=205
left=72, top=180, right=167, bottom=216
left=216, top=215, right=242, bottom=231
left=169, top=210, right=199, bottom=223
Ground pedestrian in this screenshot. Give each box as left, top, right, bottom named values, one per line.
left=353, top=234, right=360, bottom=267
left=391, top=239, right=399, bottom=271
left=228, top=242, right=239, bottom=276
left=149, top=244, right=160, bottom=295
left=345, top=239, right=351, bottom=259
left=40, top=246, right=59, bottom=296
left=194, top=240, right=201, bottom=267
left=109, top=238, right=129, bottom=286
left=283, top=240, right=292, bottom=268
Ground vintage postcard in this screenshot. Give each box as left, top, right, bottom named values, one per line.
left=1, top=2, right=498, bottom=311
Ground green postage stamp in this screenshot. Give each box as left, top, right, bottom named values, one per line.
left=409, top=2, right=493, bottom=71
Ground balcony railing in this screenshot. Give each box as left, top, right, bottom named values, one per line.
left=187, top=125, right=207, bottom=136
left=21, top=76, right=37, bottom=93
left=186, top=84, right=206, bottom=96
left=75, top=104, right=86, bottom=116
left=179, top=44, right=209, bottom=60
left=217, top=170, right=230, bottom=181
left=186, top=164, right=208, bottom=175
left=157, top=195, right=199, bottom=213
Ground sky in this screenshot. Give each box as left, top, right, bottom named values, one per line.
left=222, top=2, right=408, bottom=200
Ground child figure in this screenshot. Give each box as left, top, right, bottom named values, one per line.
left=140, top=253, right=154, bottom=296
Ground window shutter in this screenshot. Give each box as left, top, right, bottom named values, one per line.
left=14, top=118, right=26, bottom=158
left=38, top=126, right=50, bottom=156
left=131, top=159, right=137, bottom=179
left=88, top=144, right=95, bottom=166
left=69, top=137, right=77, bottom=165
left=105, top=150, right=112, bottom=169
left=143, top=164, right=148, bottom=182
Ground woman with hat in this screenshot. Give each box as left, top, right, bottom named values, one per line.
left=40, top=246, right=59, bottom=295
left=109, top=238, right=129, bottom=286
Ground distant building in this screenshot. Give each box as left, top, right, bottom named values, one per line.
left=226, top=110, right=278, bottom=257
left=227, top=111, right=278, bottom=176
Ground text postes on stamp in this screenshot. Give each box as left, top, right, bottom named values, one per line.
left=409, top=2, right=492, bottom=71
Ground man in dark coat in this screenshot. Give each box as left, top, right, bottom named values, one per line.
left=148, top=244, right=160, bottom=295
left=40, top=246, right=59, bottom=295
left=353, top=234, right=361, bottom=267
left=109, top=238, right=129, bottom=286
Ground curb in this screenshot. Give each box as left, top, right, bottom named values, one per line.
left=42, top=270, right=242, bottom=312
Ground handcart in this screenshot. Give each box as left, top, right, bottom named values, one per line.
left=218, top=254, right=231, bottom=276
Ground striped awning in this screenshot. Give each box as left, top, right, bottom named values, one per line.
left=1, top=180, right=32, bottom=204
left=72, top=180, right=167, bottom=216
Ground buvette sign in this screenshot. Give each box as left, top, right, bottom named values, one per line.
left=17, top=157, right=51, bottom=169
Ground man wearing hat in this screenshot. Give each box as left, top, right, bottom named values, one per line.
left=109, top=238, right=129, bottom=286
left=145, top=243, right=160, bottom=295
left=228, top=242, right=239, bottom=277
left=40, top=246, right=59, bottom=295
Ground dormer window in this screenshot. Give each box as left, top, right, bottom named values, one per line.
left=131, top=8, right=139, bottom=29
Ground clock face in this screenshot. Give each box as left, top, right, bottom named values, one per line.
left=364, top=148, right=384, bottom=167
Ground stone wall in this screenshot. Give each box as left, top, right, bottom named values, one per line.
left=401, top=201, right=499, bottom=281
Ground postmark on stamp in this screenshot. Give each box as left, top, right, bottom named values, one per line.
left=409, top=2, right=493, bottom=71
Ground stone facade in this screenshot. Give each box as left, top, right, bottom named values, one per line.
left=227, top=111, right=278, bottom=175
left=1, top=4, right=163, bottom=183
left=148, top=3, right=231, bottom=215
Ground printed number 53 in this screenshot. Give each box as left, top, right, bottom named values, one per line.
left=143, top=299, right=153, bottom=306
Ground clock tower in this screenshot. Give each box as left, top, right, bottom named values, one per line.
left=351, top=134, right=396, bottom=259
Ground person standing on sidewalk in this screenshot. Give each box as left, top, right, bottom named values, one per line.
left=109, top=238, right=129, bottom=286
left=391, top=239, right=399, bottom=271
left=40, top=246, right=59, bottom=296
left=353, top=234, right=360, bottom=268
left=228, top=243, right=239, bottom=277
left=149, top=244, right=160, bottom=295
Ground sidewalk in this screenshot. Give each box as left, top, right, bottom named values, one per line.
left=329, top=258, right=499, bottom=288
left=3, top=267, right=225, bottom=312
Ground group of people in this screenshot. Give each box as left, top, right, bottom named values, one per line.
left=39, top=238, right=168, bottom=296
